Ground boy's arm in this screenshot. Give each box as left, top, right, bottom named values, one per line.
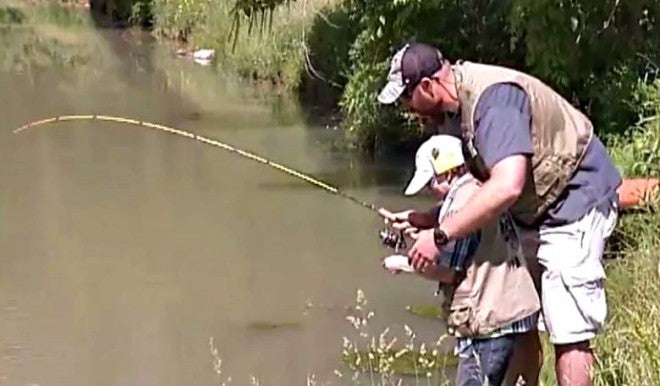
left=408, top=205, right=441, bottom=229
left=378, top=205, right=441, bottom=230
left=434, top=182, right=482, bottom=273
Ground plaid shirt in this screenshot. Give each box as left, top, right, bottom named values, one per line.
left=434, top=176, right=538, bottom=357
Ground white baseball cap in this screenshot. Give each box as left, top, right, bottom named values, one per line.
left=404, top=134, right=465, bottom=196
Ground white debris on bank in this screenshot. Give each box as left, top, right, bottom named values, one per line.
left=175, top=48, right=215, bottom=66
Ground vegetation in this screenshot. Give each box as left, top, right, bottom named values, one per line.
left=590, top=81, right=660, bottom=385
left=0, top=1, right=98, bottom=71
left=128, top=0, right=659, bottom=154
left=146, top=0, right=339, bottom=97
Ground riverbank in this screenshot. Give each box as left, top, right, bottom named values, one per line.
left=133, top=0, right=659, bottom=156
left=0, top=1, right=96, bottom=71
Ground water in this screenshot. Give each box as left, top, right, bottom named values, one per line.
left=0, top=19, right=452, bottom=386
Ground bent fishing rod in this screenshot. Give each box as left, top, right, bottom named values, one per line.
left=13, top=114, right=380, bottom=213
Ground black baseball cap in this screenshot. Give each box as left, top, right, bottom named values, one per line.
left=377, top=42, right=445, bottom=104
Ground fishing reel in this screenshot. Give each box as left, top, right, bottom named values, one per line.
left=378, top=227, right=407, bottom=252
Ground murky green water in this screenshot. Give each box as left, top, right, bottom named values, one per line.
left=0, top=12, right=453, bottom=386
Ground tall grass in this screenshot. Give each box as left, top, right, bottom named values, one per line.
left=594, top=221, right=660, bottom=385
left=0, top=1, right=97, bottom=71
left=590, top=79, right=660, bottom=386
left=209, top=288, right=457, bottom=385
left=149, top=0, right=340, bottom=92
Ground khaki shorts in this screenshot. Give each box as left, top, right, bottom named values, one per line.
left=522, top=198, right=618, bottom=345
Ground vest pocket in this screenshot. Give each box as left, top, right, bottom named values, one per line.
left=534, top=155, right=562, bottom=199
left=447, top=302, right=477, bottom=338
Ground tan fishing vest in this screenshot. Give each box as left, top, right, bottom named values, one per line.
left=452, top=61, right=593, bottom=227
left=438, top=174, right=541, bottom=338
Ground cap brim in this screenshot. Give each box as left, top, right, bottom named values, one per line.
left=377, top=81, right=405, bottom=104
left=404, top=169, right=433, bottom=196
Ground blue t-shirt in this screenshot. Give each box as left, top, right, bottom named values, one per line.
left=471, top=83, right=622, bottom=226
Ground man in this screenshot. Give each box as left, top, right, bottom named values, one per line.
left=376, top=42, right=621, bottom=386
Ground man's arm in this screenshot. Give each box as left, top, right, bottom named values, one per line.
left=408, top=83, right=534, bottom=270
left=440, top=83, right=533, bottom=239
left=439, top=154, right=527, bottom=240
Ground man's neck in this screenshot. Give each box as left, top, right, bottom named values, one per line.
left=449, top=64, right=463, bottom=113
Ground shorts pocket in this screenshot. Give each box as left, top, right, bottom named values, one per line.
left=537, top=220, right=589, bottom=269
left=559, top=263, right=607, bottom=327
left=560, top=260, right=606, bottom=285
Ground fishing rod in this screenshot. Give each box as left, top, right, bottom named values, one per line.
left=13, top=114, right=381, bottom=213
left=13, top=114, right=410, bottom=251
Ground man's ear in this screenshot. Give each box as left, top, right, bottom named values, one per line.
left=419, top=77, right=435, bottom=99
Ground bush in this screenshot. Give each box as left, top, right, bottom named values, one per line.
left=148, top=0, right=341, bottom=94
left=560, top=79, right=660, bottom=386
left=334, top=0, right=659, bottom=152
left=89, top=0, right=152, bottom=25
left=145, top=0, right=658, bottom=153
left=338, top=0, right=524, bottom=154
left=608, top=79, right=660, bottom=178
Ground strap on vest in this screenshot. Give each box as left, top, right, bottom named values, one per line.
left=438, top=173, right=477, bottom=221
left=439, top=172, right=526, bottom=267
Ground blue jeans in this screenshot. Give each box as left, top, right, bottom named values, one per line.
left=456, top=335, right=515, bottom=386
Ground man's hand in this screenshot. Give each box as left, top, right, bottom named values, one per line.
left=407, top=228, right=439, bottom=272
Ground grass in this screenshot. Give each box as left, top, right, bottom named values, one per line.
left=0, top=0, right=97, bottom=72
left=149, top=0, right=341, bottom=94
left=342, top=348, right=459, bottom=377
left=591, top=204, right=660, bottom=386
left=210, top=289, right=459, bottom=385
left=405, top=304, right=443, bottom=320
left=339, top=289, right=454, bottom=383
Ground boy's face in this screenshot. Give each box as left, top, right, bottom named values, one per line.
left=427, top=173, right=451, bottom=200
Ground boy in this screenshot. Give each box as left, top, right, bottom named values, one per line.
left=379, top=134, right=540, bottom=386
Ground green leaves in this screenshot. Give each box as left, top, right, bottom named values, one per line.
left=180, top=0, right=658, bottom=153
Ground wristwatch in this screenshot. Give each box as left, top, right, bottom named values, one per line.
left=433, top=227, right=449, bottom=248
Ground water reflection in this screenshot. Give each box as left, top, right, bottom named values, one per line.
left=0, top=9, right=450, bottom=386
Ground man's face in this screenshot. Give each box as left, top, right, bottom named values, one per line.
left=400, top=78, right=442, bottom=115
left=399, top=77, right=456, bottom=125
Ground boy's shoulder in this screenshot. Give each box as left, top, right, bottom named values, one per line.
left=446, top=175, right=480, bottom=212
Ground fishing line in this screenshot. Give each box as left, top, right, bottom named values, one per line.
left=12, top=114, right=379, bottom=213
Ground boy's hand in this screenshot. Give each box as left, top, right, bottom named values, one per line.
left=378, top=208, right=412, bottom=224
left=378, top=208, right=416, bottom=231
left=378, top=208, right=439, bottom=231
left=382, top=254, right=415, bottom=274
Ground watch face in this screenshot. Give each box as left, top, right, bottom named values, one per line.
left=434, top=228, right=448, bottom=246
